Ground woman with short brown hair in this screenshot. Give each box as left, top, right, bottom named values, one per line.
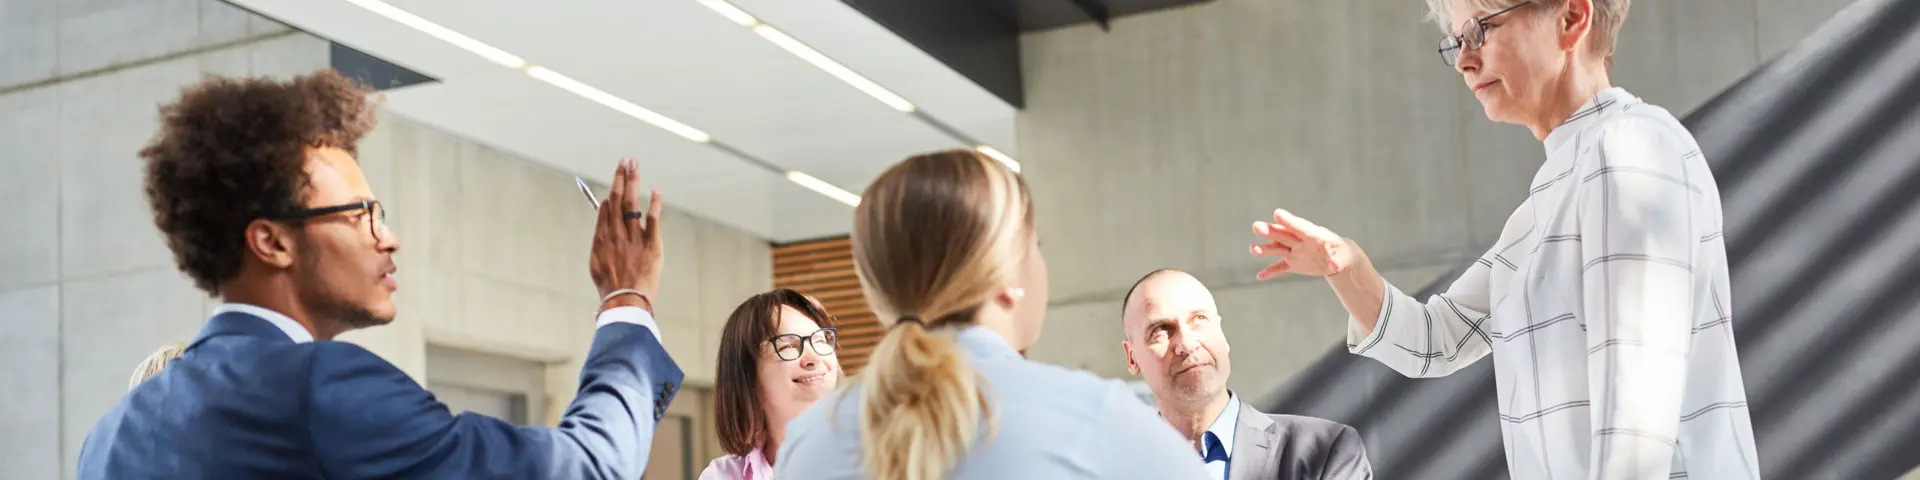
left=700, top=289, right=841, bottom=480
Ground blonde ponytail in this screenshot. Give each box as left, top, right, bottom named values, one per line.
left=129, top=343, right=187, bottom=390
left=847, top=148, right=1032, bottom=480
left=858, top=320, right=994, bottom=480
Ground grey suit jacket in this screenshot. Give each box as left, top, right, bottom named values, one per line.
left=1228, top=401, right=1372, bottom=480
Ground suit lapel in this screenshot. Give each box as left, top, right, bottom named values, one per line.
left=1229, top=401, right=1277, bottom=480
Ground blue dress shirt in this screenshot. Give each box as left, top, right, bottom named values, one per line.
left=775, top=326, right=1210, bottom=479
left=1200, top=393, right=1242, bottom=480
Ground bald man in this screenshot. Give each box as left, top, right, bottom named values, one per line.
left=1121, top=269, right=1372, bottom=480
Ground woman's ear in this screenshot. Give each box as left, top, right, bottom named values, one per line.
left=1559, top=0, right=1595, bottom=52
left=992, top=286, right=1026, bottom=310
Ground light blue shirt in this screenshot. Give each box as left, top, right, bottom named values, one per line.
left=775, top=326, right=1210, bottom=479
left=213, top=303, right=313, bottom=343
left=1200, top=393, right=1241, bottom=480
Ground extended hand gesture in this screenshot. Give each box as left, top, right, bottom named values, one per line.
left=1249, top=209, right=1357, bottom=280
left=589, top=158, right=665, bottom=308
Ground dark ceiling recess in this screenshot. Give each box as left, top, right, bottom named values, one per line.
left=986, top=0, right=1213, bottom=32
left=842, top=0, right=1214, bottom=109
left=212, top=0, right=436, bottom=91
left=330, top=42, right=438, bottom=92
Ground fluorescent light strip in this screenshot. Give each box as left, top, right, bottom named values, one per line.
left=974, top=145, right=1021, bottom=173
left=694, top=0, right=916, bottom=113
left=700, top=0, right=1002, bottom=179
left=345, top=0, right=857, bottom=207
left=751, top=26, right=917, bottom=113
left=340, top=0, right=526, bottom=69
left=343, top=0, right=707, bottom=142
left=785, top=171, right=862, bottom=206
left=525, top=67, right=713, bottom=143
left=697, top=0, right=760, bottom=26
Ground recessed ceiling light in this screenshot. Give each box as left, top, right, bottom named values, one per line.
left=696, top=0, right=760, bottom=26
left=751, top=25, right=916, bottom=113
left=343, top=0, right=864, bottom=207
left=524, top=66, right=713, bottom=143
left=694, top=4, right=917, bottom=113
left=784, top=171, right=862, bottom=206
left=340, top=0, right=526, bottom=69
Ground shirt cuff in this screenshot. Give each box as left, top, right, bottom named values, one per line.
left=596, top=306, right=662, bottom=342
left=1346, top=283, right=1395, bottom=353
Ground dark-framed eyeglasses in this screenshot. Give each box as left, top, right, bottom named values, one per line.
left=768, top=328, right=838, bottom=361
left=271, top=200, right=389, bottom=243
left=1438, top=1, right=1532, bottom=67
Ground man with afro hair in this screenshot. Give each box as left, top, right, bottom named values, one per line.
left=78, top=69, right=684, bottom=479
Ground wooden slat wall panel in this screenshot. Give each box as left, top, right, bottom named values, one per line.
left=773, top=236, right=882, bottom=375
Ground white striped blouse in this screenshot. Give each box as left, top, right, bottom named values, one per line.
left=1348, top=88, right=1761, bottom=479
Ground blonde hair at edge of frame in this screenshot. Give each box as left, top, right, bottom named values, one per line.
left=847, top=149, right=1033, bottom=480
left=128, top=343, right=187, bottom=390
left=1423, top=0, right=1631, bottom=70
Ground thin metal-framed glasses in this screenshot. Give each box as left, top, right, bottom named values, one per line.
left=1438, top=1, right=1532, bottom=67
left=272, top=200, right=389, bottom=243
left=768, top=328, right=838, bottom=361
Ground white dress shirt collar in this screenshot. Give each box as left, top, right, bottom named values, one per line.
left=1545, top=87, right=1638, bottom=153
left=213, top=303, right=315, bottom=343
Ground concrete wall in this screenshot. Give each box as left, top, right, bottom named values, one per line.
left=1016, top=0, right=1856, bottom=404
left=343, top=112, right=772, bottom=417
left=0, top=1, right=769, bottom=478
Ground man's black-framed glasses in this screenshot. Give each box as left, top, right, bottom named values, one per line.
left=273, top=200, right=388, bottom=242
left=1438, top=1, right=1532, bottom=67
left=769, top=328, right=838, bottom=361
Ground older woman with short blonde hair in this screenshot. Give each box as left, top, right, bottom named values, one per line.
left=1248, top=0, right=1760, bottom=478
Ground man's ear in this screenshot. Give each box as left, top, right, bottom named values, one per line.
left=1122, top=341, right=1141, bottom=376
left=246, top=219, right=299, bottom=269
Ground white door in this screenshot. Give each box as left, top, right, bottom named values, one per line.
left=428, top=382, right=527, bottom=425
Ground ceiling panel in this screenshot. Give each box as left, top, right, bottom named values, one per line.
left=230, top=0, right=1017, bottom=242
left=673, top=175, right=857, bottom=242
left=390, top=0, right=987, bottom=191
left=735, top=0, right=1019, bottom=151
left=381, top=73, right=754, bottom=189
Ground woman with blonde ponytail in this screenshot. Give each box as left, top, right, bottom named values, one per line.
left=128, top=343, right=187, bottom=390
left=775, top=149, right=1207, bottom=479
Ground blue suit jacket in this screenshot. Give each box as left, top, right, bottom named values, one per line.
left=77, top=311, right=684, bottom=479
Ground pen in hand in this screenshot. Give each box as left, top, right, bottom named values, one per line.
left=576, top=176, right=601, bottom=210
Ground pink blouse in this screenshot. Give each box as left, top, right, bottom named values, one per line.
left=698, top=447, right=773, bottom=480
